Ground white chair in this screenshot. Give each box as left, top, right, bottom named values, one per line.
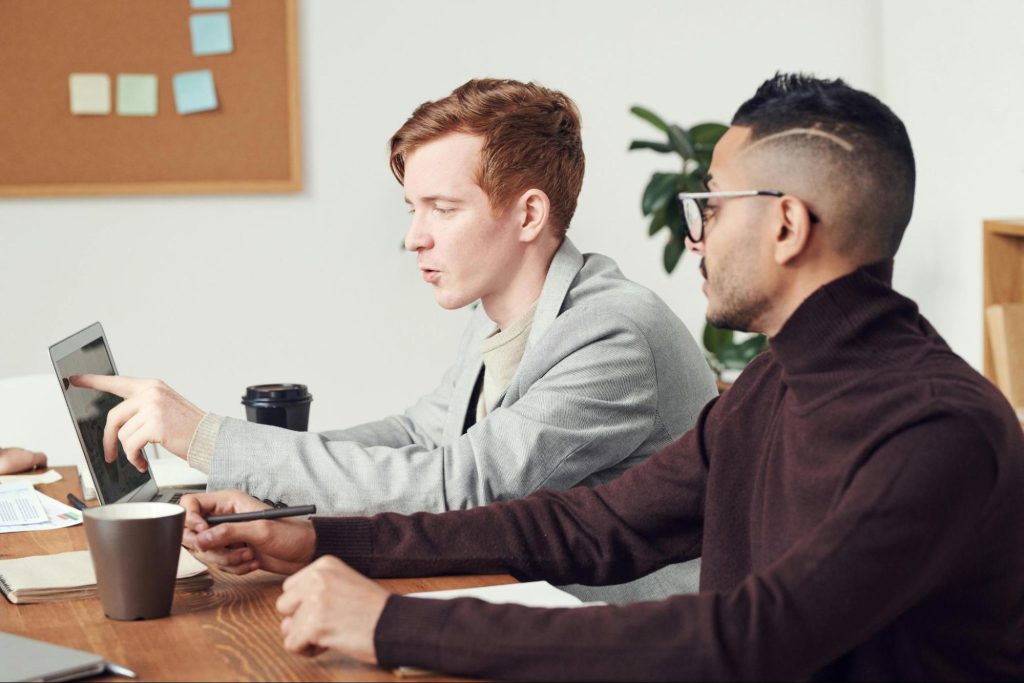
left=0, top=373, right=87, bottom=474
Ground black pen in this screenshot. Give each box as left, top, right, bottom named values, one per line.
left=67, top=492, right=88, bottom=511
left=204, top=505, right=316, bottom=526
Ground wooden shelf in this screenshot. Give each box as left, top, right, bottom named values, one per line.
left=983, top=219, right=1024, bottom=389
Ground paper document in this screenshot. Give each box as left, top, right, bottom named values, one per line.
left=397, top=582, right=597, bottom=678
left=0, top=487, right=82, bottom=534
left=409, top=580, right=594, bottom=608
left=0, top=482, right=48, bottom=525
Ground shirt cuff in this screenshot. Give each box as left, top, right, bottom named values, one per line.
left=312, top=516, right=374, bottom=574
left=186, top=413, right=224, bottom=474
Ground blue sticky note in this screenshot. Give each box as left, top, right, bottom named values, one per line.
left=173, top=70, right=218, bottom=115
left=191, top=0, right=230, bottom=7
left=190, top=12, right=234, bottom=56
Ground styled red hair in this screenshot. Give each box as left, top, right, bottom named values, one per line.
left=389, top=79, right=585, bottom=234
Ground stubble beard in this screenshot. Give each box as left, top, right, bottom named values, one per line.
left=705, top=263, right=770, bottom=333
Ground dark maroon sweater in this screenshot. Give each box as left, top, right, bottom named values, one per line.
left=314, top=263, right=1024, bottom=681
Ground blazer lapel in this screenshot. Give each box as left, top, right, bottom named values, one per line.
left=447, top=238, right=585, bottom=437
left=526, top=238, right=584, bottom=350
left=443, top=308, right=492, bottom=441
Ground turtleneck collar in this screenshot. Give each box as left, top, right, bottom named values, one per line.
left=767, top=260, right=946, bottom=411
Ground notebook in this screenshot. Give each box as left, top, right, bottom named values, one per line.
left=0, top=547, right=211, bottom=604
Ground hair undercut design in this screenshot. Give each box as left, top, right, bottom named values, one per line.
left=389, top=79, right=586, bottom=236
left=733, top=73, right=916, bottom=260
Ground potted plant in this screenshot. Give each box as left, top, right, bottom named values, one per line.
left=629, top=106, right=766, bottom=383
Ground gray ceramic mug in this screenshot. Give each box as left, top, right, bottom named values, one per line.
left=83, top=502, right=184, bottom=620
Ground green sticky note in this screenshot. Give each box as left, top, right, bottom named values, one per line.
left=190, top=12, right=234, bottom=56
left=116, top=74, right=158, bottom=116
left=69, top=73, right=111, bottom=115
left=191, top=0, right=230, bottom=8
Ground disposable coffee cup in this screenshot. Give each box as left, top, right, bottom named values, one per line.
left=242, top=383, right=312, bottom=431
left=83, top=502, right=184, bottom=621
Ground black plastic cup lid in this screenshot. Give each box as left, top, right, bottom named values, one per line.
left=242, top=384, right=312, bottom=405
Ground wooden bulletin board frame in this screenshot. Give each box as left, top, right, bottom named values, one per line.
left=0, top=0, right=301, bottom=197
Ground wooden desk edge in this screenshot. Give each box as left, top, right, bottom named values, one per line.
left=2, top=466, right=515, bottom=681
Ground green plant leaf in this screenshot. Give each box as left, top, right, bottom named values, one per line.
left=629, top=106, right=669, bottom=132
left=703, top=321, right=734, bottom=355
left=714, top=334, right=768, bottom=368
left=629, top=139, right=674, bottom=153
left=666, top=124, right=696, bottom=158
left=693, top=151, right=713, bottom=174
left=664, top=190, right=682, bottom=231
left=689, top=122, right=729, bottom=148
left=663, top=234, right=684, bottom=273
left=682, top=169, right=708, bottom=193
left=641, top=172, right=681, bottom=215
left=648, top=201, right=668, bottom=235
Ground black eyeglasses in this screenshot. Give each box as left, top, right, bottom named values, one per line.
left=677, top=190, right=820, bottom=243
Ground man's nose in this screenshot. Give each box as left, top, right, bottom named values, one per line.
left=404, top=214, right=433, bottom=252
left=684, top=235, right=704, bottom=255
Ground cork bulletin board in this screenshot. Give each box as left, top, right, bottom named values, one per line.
left=0, top=0, right=301, bottom=196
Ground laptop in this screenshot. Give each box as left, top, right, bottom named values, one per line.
left=0, top=631, right=132, bottom=681
left=49, top=322, right=205, bottom=505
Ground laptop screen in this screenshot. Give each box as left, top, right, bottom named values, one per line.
left=50, top=323, right=152, bottom=504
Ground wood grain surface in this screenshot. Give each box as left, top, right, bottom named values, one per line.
left=0, top=467, right=513, bottom=681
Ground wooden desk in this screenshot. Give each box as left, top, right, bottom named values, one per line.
left=0, top=467, right=515, bottom=681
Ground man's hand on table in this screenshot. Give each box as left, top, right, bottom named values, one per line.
left=69, top=374, right=204, bottom=472
left=182, top=490, right=316, bottom=576
left=0, top=447, right=47, bottom=474
left=184, top=490, right=388, bottom=665
left=278, top=556, right=389, bottom=665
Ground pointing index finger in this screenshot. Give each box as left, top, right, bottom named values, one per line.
left=69, top=374, right=139, bottom=398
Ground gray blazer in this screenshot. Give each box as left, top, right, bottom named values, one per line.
left=208, top=238, right=717, bottom=600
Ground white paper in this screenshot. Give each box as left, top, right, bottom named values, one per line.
left=0, top=489, right=82, bottom=533
left=0, top=482, right=48, bottom=526
left=0, top=469, right=63, bottom=486
left=397, top=582, right=598, bottom=678
left=409, top=581, right=591, bottom=608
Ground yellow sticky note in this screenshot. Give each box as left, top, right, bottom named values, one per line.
left=69, top=73, right=111, bottom=115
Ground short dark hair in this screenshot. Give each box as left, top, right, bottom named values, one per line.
left=733, top=73, right=915, bottom=259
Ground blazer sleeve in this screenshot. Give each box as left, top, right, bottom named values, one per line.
left=314, top=357, right=459, bottom=451
left=204, top=316, right=663, bottom=515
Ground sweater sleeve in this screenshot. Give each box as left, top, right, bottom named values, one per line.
left=348, top=415, right=996, bottom=681
left=312, top=402, right=713, bottom=583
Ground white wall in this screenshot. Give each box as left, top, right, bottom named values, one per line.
left=881, top=0, right=1024, bottom=368
left=3, top=1, right=890, bottom=448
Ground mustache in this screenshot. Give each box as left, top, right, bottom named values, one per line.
left=700, top=259, right=707, bottom=279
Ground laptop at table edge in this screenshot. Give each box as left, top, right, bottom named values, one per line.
left=0, top=631, right=136, bottom=681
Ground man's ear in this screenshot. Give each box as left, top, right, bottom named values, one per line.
left=772, top=196, right=815, bottom=265
left=517, top=189, right=550, bottom=244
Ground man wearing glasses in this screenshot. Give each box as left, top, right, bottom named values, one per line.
left=183, top=73, right=1024, bottom=680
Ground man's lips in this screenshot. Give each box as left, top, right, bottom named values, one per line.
left=699, top=259, right=708, bottom=280
left=420, top=266, right=440, bottom=284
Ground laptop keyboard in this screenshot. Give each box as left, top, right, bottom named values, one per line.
left=168, top=493, right=183, bottom=504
